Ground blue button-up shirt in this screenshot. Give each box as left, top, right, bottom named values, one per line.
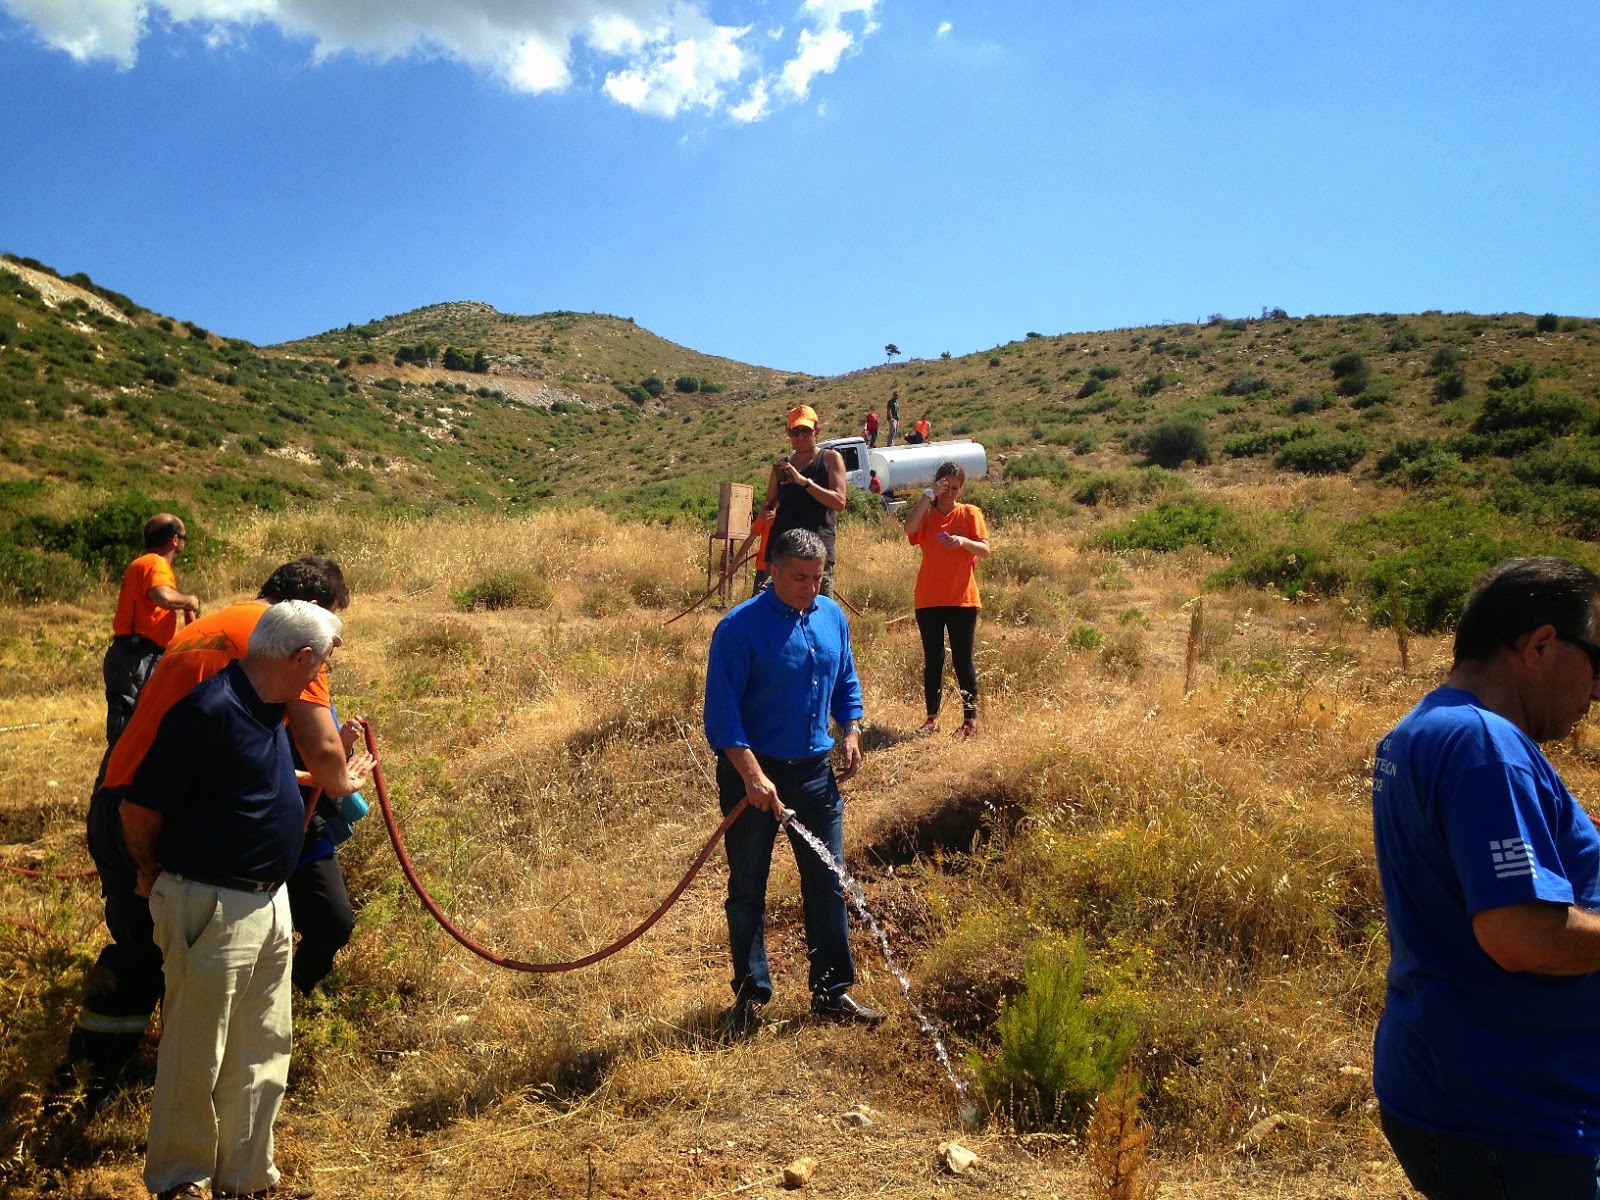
left=704, top=587, right=865, bottom=760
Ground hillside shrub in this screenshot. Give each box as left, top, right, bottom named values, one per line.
left=1433, top=371, right=1466, bottom=404
left=1222, top=373, right=1269, bottom=397
left=969, top=935, right=1136, bottom=1133
left=0, top=541, right=92, bottom=605
left=1003, top=451, right=1072, bottom=485
left=1375, top=437, right=1470, bottom=487
left=1472, top=387, right=1588, bottom=437
left=673, top=375, right=700, bottom=394
left=1429, top=346, right=1464, bottom=373
left=1330, top=351, right=1370, bottom=396
left=641, top=375, right=666, bottom=398
left=1485, top=363, right=1534, bottom=392
left=1076, top=376, right=1105, bottom=400
left=1095, top=499, right=1242, bottom=554
left=1133, top=419, right=1210, bottom=469
left=967, top=481, right=1051, bottom=527
left=1537, top=313, right=1560, bottom=333
left=452, top=568, right=553, bottom=611
left=1287, top=393, right=1332, bottom=414
left=13, top=494, right=195, bottom=575
left=1274, top=433, right=1367, bottom=474
left=1208, top=542, right=1346, bottom=601
left=1071, top=468, right=1186, bottom=508
left=1223, top=424, right=1316, bottom=459
left=1133, top=371, right=1177, bottom=398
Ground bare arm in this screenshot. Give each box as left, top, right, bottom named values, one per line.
left=721, top=746, right=783, bottom=816
left=287, top=700, right=374, bottom=798
left=904, top=491, right=934, bottom=536
left=1472, top=900, right=1600, bottom=975
left=120, top=800, right=164, bottom=897
left=811, top=450, right=848, bottom=512
left=148, top=584, right=200, bottom=619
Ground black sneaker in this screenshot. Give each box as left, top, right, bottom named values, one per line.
left=718, top=996, right=766, bottom=1038
left=811, top=993, right=885, bottom=1027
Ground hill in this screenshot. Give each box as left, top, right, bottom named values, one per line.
left=4, top=249, right=1600, bottom=630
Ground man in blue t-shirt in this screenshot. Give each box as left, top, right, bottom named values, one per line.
left=704, top=527, right=881, bottom=1035
left=1373, top=556, right=1600, bottom=1199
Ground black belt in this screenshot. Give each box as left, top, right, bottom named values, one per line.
left=112, top=634, right=163, bottom=650
left=171, top=871, right=282, bottom=895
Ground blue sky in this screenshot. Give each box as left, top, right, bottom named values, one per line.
left=1, top=1, right=1595, bottom=376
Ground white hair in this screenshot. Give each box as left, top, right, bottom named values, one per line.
left=248, top=598, right=343, bottom=661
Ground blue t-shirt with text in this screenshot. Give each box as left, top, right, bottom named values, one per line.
left=1372, top=686, right=1600, bottom=1155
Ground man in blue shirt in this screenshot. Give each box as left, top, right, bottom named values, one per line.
left=1373, top=557, right=1600, bottom=1199
left=704, top=528, right=881, bottom=1033
left=122, top=600, right=351, bottom=1200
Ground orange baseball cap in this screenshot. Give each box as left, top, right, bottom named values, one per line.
left=786, top=404, right=818, bottom=430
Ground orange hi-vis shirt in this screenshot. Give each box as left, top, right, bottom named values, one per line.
left=112, top=553, right=180, bottom=647
left=908, top=503, right=989, bottom=610
left=102, top=600, right=331, bottom=790
left=751, top=514, right=775, bottom=571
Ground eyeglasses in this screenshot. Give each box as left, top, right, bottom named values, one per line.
left=1557, top=633, right=1600, bottom=678
left=788, top=426, right=815, bottom=436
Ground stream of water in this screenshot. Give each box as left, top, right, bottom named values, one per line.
left=783, top=812, right=973, bottom=1112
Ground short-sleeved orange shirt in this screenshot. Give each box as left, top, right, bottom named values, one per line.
left=112, top=553, right=180, bottom=647
left=908, top=503, right=989, bottom=609
left=751, top=515, right=774, bottom=571
left=103, top=600, right=330, bottom=789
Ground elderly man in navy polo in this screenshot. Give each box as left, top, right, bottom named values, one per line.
left=121, top=600, right=359, bottom=1200
left=703, top=527, right=883, bottom=1035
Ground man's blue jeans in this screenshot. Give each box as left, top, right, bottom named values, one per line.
left=717, top=750, right=855, bottom=1004
left=1381, top=1105, right=1600, bottom=1199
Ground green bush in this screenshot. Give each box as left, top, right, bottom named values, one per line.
left=0, top=541, right=92, bottom=605
left=1135, top=418, right=1210, bottom=469
left=1222, top=373, right=1270, bottom=396
left=674, top=376, right=700, bottom=394
left=1274, top=433, right=1368, bottom=475
left=1433, top=371, right=1466, bottom=404
left=1330, top=351, right=1370, bottom=396
left=641, top=375, right=666, bottom=398
left=1288, top=393, right=1332, bottom=414
left=969, top=936, right=1136, bottom=1133
left=1208, top=542, right=1346, bottom=601
left=452, top=568, right=553, bottom=611
left=1096, top=499, right=1242, bottom=554
left=1003, top=451, right=1072, bottom=485
left=1536, top=313, right=1560, bottom=333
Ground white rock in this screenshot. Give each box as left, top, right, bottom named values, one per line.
left=938, top=1141, right=978, bottom=1174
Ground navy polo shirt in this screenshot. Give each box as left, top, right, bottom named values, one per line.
left=129, top=660, right=304, bottom=884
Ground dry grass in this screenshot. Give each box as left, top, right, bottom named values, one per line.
left=13, top=500, right=1593, bottom=1198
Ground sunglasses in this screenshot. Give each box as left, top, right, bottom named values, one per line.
left=788, top=426, right=815, bottom=436
left=1557, top=633, right=1600, bottom=678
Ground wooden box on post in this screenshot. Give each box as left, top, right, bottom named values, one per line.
left=717, top=482, right=753, bottom=540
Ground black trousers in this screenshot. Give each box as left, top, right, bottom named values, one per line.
left=101, top=636, right=161, bottom=746
left=287, top=854, right=355, bottom=994
left=915, top=605, right=980, bottom=722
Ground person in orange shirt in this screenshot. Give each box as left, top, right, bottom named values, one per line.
left=905, top=462, right=991, bottom=738
left=734, top=499, right=779, bottom=597
left=102, top=514, right=201, bottom=746
left=912, top=414, right=932, bottom=444
left=55, top=556, right=369, bottom=1115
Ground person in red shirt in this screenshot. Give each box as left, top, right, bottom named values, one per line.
left=863, top=409, right=879, bottom=447
left=102, top=514, right=200, bottom=746
left=905, top=462, right=991, bottom=738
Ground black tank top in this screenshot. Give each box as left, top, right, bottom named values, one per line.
left=772, top=452, right=837, bottom=564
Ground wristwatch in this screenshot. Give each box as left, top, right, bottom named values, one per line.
left=924, top=488, right=935, bottom=499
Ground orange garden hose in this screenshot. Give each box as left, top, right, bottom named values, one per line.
left=362, top=723, right=745, bottom=972
left=6, top=727, right=746, bottom=972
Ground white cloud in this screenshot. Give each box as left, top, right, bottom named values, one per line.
left=936, top=20, right=952, bottom=38
left=0, top=0, right=881, bottom=121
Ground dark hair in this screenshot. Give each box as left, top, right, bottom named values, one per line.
left=258, top=555, right=350, bottom=611
left=770, top=528, right=826, bottom=566
left=143, top=514, right=184, bottom=550
left=934, top=461, right=966, bottom=483
left=1453, top=557, right=1600, bottom=665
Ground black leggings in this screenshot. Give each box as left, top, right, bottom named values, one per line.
left=916, top=606, right=979, bottom=722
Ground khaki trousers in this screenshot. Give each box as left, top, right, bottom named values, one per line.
left=144, top=874, right=293, bottom=1196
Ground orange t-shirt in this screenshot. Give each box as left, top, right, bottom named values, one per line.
left=908, top=503, right=988, bottom=609
left=915, top=419, right=931, bottom=440
left=103, top=600, right=330, bottom=789
left=112, top=553, right=180, bottom=647
left=751, top=515, right=774, bottom=571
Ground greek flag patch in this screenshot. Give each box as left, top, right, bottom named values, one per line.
left=1490, top=837, right=1535, bottom=880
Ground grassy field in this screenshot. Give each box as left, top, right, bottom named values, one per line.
left=12, top=499, right=1592, bottom=1199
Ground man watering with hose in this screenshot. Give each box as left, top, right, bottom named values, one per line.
left=703, top=528, right=883, bottom=1035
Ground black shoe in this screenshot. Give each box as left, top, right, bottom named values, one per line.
left=718, top=996, right=767, bottom=1037
left=811, top=993, right=884, bottom=1027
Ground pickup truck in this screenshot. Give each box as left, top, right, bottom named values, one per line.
left=820, top=436, right=988, bottom=498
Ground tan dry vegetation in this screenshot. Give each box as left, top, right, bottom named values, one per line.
left=10, top=504, right=1600, bottom=1199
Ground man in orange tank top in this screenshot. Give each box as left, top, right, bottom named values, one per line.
left=102, top=514, right=201, bottom=747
